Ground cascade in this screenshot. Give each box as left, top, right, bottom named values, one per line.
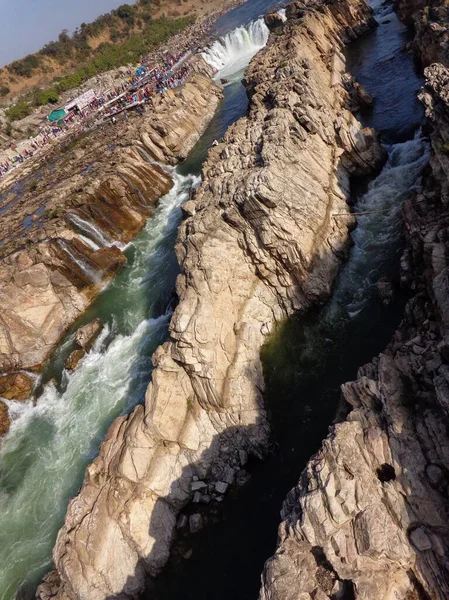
left=327, top=133, right=429, bottom=320
left=201, top=17, right=270, bottom=78
left=67, top=213, right=115, bottom=249
left=0, top=170, right=198, bottom=598
left=58, top=240, right=102, bottom=284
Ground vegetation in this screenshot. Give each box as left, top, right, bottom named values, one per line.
left=44, top=205, right=63, bottom=219
left=2, top=2, right=195, bottom=121
left=5, top=102, right=33, bottom=121
left=8, top=54, right=41, bottom=78
left=439, top=141, right=449, bottom=155
left=33, top=88, right=60, bottom=106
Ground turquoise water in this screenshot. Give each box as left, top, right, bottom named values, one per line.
left=0, top=170, right=197, bottom=600
left=0, top=6, right=278, bottom=597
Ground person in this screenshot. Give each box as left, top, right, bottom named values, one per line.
left=111, top=116, right=117, bottom=125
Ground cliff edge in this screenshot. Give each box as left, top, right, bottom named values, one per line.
left=37, top=1, right=387, bottom=598
left=260, top=6, right=449, bottom=600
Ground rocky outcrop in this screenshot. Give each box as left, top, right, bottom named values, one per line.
left=395, top=0, right=449, bottom=67
left=260, top=22, right=449, bottom=600
left=0, top=71, right=222, bottom=382
left=260, top=186, right=449, bottom=600
left=37, top=1, right=387, bottom=598
left=65, top=319, right=103, bottom=372
left=0, top=372, right=33, bottom=401
left=0, top=400, right=10, bottom=436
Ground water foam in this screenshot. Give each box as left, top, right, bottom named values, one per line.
left=68, top=213, right=115, bottom=249
left=0, top=169, right=199, bottom=600
left=58, top=239, right=101, bottom=284
left=201, top=17, right=270, bottom=79
left=327, top=132, right=429, bottom=321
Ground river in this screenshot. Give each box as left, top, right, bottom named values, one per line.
left=0, top=2, right=281, bottom=599
left=144, top=2, right=428, bottom=600
left=0, top=0, right=428, bottom=598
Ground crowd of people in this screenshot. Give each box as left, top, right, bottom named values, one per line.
left=0, top=0, right=242, bottom=182
left=0, top=52, right=191, bottom=180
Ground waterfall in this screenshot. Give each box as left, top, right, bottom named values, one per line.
left=201, top=17, right=270, bottom=78
left=68, top=213, right=115, bottom=249
left=326, top=133, right=430, bottom=320
left=58, top=240, right=101, bottom=284
left=0, top=170, right=200, bottom=598
left=137, top=147, right=175, bottom=176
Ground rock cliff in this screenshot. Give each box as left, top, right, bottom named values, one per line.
left=37, top=1, right=387, bottom=598
left=395, top=0, right=449, bottom=67
left=260, top=10, right=449, bottom=600
left=0, top=70, right=221, bottom=419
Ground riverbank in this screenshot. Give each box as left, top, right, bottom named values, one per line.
left=0, top=0, right=246, bottom=190
left=260, top=1, right=449, bottom=598
left=36, top=1, right=390, bottom=598
left=0, top=65, right=222, bottom=433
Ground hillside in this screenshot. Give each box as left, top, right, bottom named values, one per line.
left=0, top=0, right=214, bottom=110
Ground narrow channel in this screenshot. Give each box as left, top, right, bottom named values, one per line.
left=0, top=3, right=281, bottom=599
left=145, top=2, right=428, bottom=600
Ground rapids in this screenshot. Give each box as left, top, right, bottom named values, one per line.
left=0, top=6, right=281, bottom=599
left=144, top=3, right=430, bottom=600
left=0, top=0, right=429, bottom=598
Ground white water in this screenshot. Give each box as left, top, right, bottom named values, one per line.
left=201, top=17, right=270, bottom=79
left=0, top=170, right=199, bottom=599
left=68, top=213, right=114, bottom=249
left=58, top=239, right=101, bottom=284
left=1, top=15, right=282, bottom=598
left=78, top=234, right=100, bottom=251
left=327, top=133, right=429, bottom=321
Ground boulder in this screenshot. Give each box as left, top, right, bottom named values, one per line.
left=75, top=319, right=103, bottom=352
left=264, top=12, right=285, bottom=31
left=0, top=400, right=10, bottom=436
left=0, top=372, right=33, bottom=401
left=65, top=349, right=86, bottom=372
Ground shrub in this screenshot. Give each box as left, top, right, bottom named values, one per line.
left=8, top=54, right=41, bottom=78
left=0, top=86, right=10, bottom=97
left=33, top=88, right=60, bottom=106
left=5, top=102, right=33, bottom=121
left=116, top=4, right=136, bottom=25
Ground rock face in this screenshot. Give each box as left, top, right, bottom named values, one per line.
left=0, top=71, right=222, bottom=380
left=37, top=1, right=386, bottom=598
left=0, top=372, right=33, bottom=401
left=395, top=0, right=449, bottom=66
left=0, top=401, right=10, bottom=436
left=260, top=15, right=449, bottom=600
left=65, top=319, right=104, bottom=372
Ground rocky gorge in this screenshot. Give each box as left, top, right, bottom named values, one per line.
left=259, top=3, right=449, bottom=600
left=33, top=0, right=397, bottom=598
left=0, top=61, right=221, bottom=434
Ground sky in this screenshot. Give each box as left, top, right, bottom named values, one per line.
left=0, top=0, right=137, bottom=67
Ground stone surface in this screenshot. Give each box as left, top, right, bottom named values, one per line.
left=64, top=319, right=104, bottom=371
left=65, top=349, right=86, bottom=372
left=0, top=71, right=222, bottom=378
left=0, top=372, right=33, bottom=401
left=0, top=400, right=10, bottom=436
left=395, top=0, right=449, bottom=66
left=260, top=20, right=449, bottom=600
left=37, top=1, right=385, bottom=598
